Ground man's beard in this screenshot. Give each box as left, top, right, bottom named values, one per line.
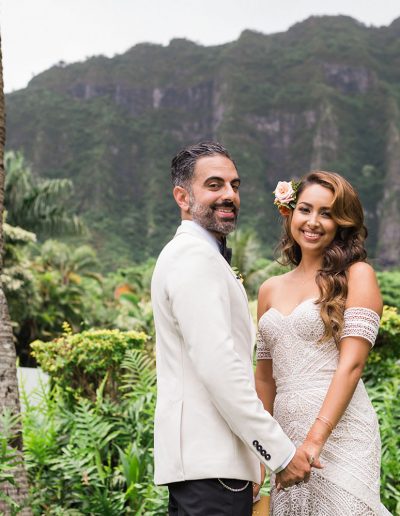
left=189, top=195, right=238, bottom=236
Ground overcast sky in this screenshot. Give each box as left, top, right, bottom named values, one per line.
left=1, top=0, right=399, bottom=93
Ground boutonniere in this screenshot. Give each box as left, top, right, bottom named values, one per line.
left=231, top=266, right=244, bottom=283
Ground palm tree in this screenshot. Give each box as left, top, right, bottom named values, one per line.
left=4, top=150, right=85, bottom=238
left=0, top=33, right=32, bottom=515
left=229, top=229, right=289, bottom=297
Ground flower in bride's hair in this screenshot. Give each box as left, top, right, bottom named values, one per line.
left=273, top=180, right=299, bottom=214
left=274, top=181, right=295, bottom=204
left=278, top=205, right=291, bottom=217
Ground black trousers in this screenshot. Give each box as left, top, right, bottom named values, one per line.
left=168, top=478, right=253, bottom=516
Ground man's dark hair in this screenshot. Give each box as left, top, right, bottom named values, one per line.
left=171, top=141, right=234, bottom=188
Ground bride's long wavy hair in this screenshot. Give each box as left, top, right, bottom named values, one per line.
left=278, top=171, right=367, bottom=344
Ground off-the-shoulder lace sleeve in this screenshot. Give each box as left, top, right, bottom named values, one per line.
left=340, top=307, right=381, bottom=347
left=256, top=328, right=272, bottom=360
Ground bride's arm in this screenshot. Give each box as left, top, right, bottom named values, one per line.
left=301, top=262, right=382, bottom=457
left=254, top=281, right=277, bottom=495
left=255, top=280, right=276, bottom=415
left=255, top=360, right=276, bottom=415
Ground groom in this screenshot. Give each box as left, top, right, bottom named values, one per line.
left=151, top=142, right=314, bottom=515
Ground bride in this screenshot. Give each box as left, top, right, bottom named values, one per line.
left=255, top=171, right=391, bottom=515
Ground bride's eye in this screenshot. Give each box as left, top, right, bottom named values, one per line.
left=298, top=207, right=309, bottom=213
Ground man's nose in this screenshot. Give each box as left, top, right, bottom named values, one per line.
left=221, top=183, right=236, bottom=200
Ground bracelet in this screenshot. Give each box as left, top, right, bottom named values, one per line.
left=316, top=416, right=334, bottom=432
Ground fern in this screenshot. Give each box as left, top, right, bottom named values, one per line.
left=22, top=343, right=167, bottom=513
left=120, top=348, right=156, bottom=399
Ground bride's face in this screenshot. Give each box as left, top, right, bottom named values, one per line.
left=290, top=183, right=338, bottom=255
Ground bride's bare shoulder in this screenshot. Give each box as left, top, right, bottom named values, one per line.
left=259, top=270, right=293, bottom=293
left=258, top=272, right=291, bottom=318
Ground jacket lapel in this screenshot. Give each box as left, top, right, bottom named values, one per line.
left=174, top=224, right=250, bottom=310
left=174, top=223, right=255, bottom=350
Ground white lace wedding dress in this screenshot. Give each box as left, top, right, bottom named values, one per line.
left=257, top=299, right=391, bottom=515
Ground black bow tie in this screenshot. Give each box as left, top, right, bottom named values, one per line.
left=218, top=237, right=232, bottom=265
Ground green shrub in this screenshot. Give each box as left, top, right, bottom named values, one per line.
left=30, top=325, right=148, bottom=400
left=376, top=305, right=400, bottom=351
left=23, top=332, right=168, bottom=514
left=0, top=410, right=24, bottom=514
left=366, top=371, right=400, bottom=514
left=377, top=271, right=400, bottom=310
left=364, top=305, right=400, bottom=513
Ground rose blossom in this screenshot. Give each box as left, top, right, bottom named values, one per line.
left=274, top=181, right=295, bottom=205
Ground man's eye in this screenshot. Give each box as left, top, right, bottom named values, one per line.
left=232, top=184, right=240, bottom=191
left=208, top=183, right=219, bottom=189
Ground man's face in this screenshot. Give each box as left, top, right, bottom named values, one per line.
left=188, top=155, right=240, bottom=236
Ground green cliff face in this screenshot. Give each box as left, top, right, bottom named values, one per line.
left=5, top=15, right=400, bottom=267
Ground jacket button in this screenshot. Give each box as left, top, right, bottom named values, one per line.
left=253, top=440, right=259, bottom=447
left=265, top=454, right=271, bottom=461
left=257, top=444, right=262, bottom=452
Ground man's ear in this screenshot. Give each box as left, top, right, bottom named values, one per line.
left=173, top=186, right=190, bottom=213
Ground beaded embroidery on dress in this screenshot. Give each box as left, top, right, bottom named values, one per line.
left=257, top=299, right=391, bottom=515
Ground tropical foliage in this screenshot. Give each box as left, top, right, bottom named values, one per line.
left=31, top=327, right=149, bottom=401
left=2, top=215, right=155, bottom=366
left=20, top=334, right=168, bottom=515
left=377, top=271, right=400, bottom=310
left=4, top=151, right=84, bottom=238
left=0, top=410, right=24, bottom=512
left=364, top=307, right=400, bottom=514
left=229, top=229, right=279, bottom=296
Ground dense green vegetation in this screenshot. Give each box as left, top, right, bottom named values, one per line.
left=14, top=330, right=167, bottom=514
left=5, top=15, right=400, bottom=266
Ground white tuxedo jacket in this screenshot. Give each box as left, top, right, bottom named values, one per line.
left=151, top=222, right=295, bottom=485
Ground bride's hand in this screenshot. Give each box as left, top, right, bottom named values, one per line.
left=300, top=418, right=333, bottom=472
left=275, top=444, right=323, bottom=491
left=298, top=439, right=324, bottom=476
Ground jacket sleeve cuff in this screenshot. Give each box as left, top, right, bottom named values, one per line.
left=273, top=445, right=296, bottom=473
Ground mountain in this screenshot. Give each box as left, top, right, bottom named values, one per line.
left=5, top=15, right=400, bottom=267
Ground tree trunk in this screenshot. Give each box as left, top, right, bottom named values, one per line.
left=0, top=33, right=32, bottom=516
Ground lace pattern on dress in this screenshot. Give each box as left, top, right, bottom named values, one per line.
left=270, top=471, right=389, bottom=516
left=341, top=307, right=381, bottom=347
left=256, top=329, right=272, bottom=360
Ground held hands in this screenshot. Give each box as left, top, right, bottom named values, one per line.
left=275, top=446, right=323, bottom=491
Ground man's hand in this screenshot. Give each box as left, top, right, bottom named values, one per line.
left=275, top=448, right=322, bottom=490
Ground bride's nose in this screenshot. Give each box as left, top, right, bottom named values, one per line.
left=307, top=213, right=320, bottom=228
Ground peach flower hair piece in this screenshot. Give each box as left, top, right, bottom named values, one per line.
left=273, top=180, right=299, bottom=216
